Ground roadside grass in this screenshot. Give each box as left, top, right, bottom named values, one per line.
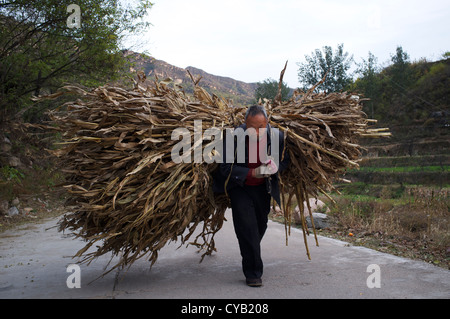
left=0, top=164, right=66, bottom=232
left=284, top=184, right=450, bottom=269
left=271, top=182, right=449, bottom=269
left=0, top=124, right=66, bottom=232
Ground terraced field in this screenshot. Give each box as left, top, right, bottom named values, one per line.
left=345, top=154, right=449, bottom=186
left=315, top=125, right=450, bottom=268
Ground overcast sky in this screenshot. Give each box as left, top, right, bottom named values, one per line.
left=127, top=0, right=450, bottom=88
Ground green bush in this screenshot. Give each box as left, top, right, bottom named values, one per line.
left=0, top=166, right=24, bottom=182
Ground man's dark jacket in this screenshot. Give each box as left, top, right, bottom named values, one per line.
left=212, top=123, right=290, bottom=206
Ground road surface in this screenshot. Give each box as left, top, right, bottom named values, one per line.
left=0, top=209, right=449, bottom=299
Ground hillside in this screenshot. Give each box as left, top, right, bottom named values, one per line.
left=123, top=50, right=257, bottom=106
left=346, top=56, right=449, bottom=186
left=124, top=50, right=449, bottom=187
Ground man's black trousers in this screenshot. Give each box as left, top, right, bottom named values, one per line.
left=229, top=183, right=271, bottom=280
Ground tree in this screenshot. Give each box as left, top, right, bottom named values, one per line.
left=390, top=46, right=411, bottom=88
left=0, top=0, right=152, bottom=121
left=254, top=78, right=291, bottom=102
left=297, top=44, right=353, bottom=93
left=353, top=52, right=380, bottom=118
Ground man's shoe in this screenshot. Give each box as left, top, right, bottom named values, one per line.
left=246, top=278, right=262, bottom=287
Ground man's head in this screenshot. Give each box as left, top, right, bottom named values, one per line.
left=245, top=105, right=268, bottom=140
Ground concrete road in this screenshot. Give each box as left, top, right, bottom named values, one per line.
left=0, top=209, right=449, bottom=299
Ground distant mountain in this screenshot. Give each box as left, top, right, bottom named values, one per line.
left=123, top=50, right=257, bottom=106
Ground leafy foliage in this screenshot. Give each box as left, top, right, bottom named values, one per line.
left=297, top=43, right=353, bottom=93
left=254, top=78, right=291, bottom=102
left=0, top=0, right=152, bottom=121
left=351, top=46, right=449, bottom=131
left=1, top=165, right=24, bottom=182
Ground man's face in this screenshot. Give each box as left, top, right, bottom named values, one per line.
left=246, top=113, right=268, bottom=141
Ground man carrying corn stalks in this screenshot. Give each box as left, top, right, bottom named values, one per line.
left=214, top=105, right=290, bottom=287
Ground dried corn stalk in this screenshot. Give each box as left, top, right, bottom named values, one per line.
left=47, top=68, right=389, bottom=275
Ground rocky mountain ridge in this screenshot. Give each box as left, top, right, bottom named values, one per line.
left=124, top=50, right=257, bottom=106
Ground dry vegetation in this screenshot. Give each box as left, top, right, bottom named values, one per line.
left=40, top=68, right=388, bottom=275
left=292, top=186, right=450, bottom=269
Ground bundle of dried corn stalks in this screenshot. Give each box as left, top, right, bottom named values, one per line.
left=47, top=67, right=389, bottom=275
left=268, top=90, right=383, bottom=257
